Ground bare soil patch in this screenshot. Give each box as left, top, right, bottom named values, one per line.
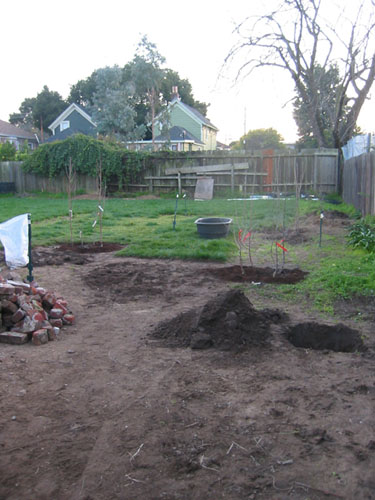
left=30, top=242, right=123, bottom=266
left=56, top=242, right=123, bottom=254
left=205, top=265, right=308, bottom=284
left=335, top=295, right=375, bottom=322
left=0, top=215, right=374, bottom=500
left=323, top=209, right=350, bottom=220
left=259, top=227, right=312, bottom=245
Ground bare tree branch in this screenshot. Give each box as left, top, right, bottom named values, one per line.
left=225, top=0, right=375, bottom=150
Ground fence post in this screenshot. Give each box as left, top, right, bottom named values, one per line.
left=231, top=160, right=235, bottom=193
left=149, top=177, right=153, bottom=193
left=313, top=152, right=318, bottom=193
left=177, top=172, right=182, bottom=195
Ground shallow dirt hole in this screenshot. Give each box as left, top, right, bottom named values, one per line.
left=286, top=322, right=365, bottom=352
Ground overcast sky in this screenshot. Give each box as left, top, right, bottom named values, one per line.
left=2, top=0, right=374, bottom=144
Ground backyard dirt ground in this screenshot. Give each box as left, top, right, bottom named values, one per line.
left=0, top=212, right=375, bottom=500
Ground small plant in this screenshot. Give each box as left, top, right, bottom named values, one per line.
left=347, top=219, right=375, bottom=253
left=271, top=239, right=288, bottom=276
left=234, top=229, right=252, bottom=273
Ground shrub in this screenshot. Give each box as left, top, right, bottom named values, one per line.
left=347, top=219, right=375, bottom=253
left=21, top=134, right=146, bottom=188
left=0, top=142, right=16, bottom=161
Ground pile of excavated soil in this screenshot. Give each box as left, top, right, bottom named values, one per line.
left=151, top=289, right=287, bottom=351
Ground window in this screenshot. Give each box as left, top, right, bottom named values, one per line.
left=60, top=121, right=70, bottom=132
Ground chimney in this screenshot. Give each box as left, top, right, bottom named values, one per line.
left=171, top=86, right=180, bottom=101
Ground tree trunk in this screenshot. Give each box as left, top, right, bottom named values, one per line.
left=150, top=88, right=156, bottom=152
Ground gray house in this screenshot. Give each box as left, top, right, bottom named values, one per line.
left=0, top=120, right=39, bottom=150
left=47, top=103, right=97, bottom=142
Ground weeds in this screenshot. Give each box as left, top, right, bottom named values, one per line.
left=347, top=218, right=375, bottom=253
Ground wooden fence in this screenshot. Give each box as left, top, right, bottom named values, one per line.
left=151, top=150, right=339, bottom=196
left=0, top=161, right=97, bottom=193
left=343, top=152, right=375, bottom=216
left=0, top=149, right=339, bottom=196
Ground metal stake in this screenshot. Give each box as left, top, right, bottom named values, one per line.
left=173, top=194, right=179, bottom=230
left=26, top=214, right=34, bottom=283
left=319, top=211, right=324, bottom=247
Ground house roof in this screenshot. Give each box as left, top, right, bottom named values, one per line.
left=155, top=126, right=204, bottom=144
left=216, top=140, right=230, bottom=150
left=44, top=128, right=90, bottom=143
left=170, top=98, right=219, bottom=131
left=48, top=103, right=96, bottom=131
left=0, top=119, right=38, bottom=141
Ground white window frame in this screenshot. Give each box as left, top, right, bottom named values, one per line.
left=60, top=121, right=70, bottom=132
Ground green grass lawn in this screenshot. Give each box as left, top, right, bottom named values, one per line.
left=0, top=193, right=372, bottom=313
left=0, top=194, right=315, bottom=259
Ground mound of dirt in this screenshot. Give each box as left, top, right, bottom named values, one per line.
left=205, top=265, right=307, bottom=284
left=151, top=289, right=287, bottom=351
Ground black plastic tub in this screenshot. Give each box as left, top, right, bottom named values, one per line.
left=195, top=217, right=232, bottom=239
left=0, top=182, right=15, bottom=194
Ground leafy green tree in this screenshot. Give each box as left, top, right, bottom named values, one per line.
left=90, top=66, right=145, bottom=140
left=33, top=86, right=67, bottom=138
left=75, top=65, right=210, bottom=136
left=232, top=128, right=285, bottom=151
left=124, top=36, right=210, bottom=144
left=0, top=142, right=17, bottom=161
left=9, top=86, right=66, bottom=140
left=9, top=97, right=36, bottom=129
left=68, top=74, right=97, bottom=108
left=128, top=35, right=166, bottom=149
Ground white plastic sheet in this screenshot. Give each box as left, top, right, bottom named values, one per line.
left=0, top=214, right=29, bottom=268
left=342, top=134, right=375, bottom=160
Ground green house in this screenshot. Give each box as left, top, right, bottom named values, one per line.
left=130, top=88, right=218, bottom=151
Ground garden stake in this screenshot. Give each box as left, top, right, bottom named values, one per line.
left=173, top=194, right=179, bottom=230
left=319, top=211, right=324, bottom=247
left=98, top=205, right=104, bottom=247
left=274, top=241, right=279, bottom=277
left=69, top=209, right=73, bottom=246
left=237, top=229, right=244, bottom=273
left=183, top=193, right=187, bottom=215
left=274, top=240, right=288, bottom=277
left=26, top=214, right=34, bottom=283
